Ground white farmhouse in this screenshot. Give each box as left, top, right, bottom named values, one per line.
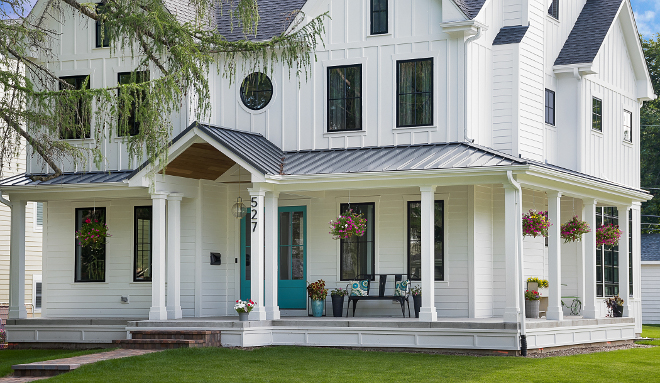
left=3, top=0, right=656, bottom=353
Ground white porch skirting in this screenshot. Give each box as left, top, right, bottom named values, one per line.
left=5, top=317, right=636, bottom=352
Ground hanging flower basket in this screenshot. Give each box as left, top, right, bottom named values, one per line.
left=329, top=209, right=367, bottom=240
left=76, top=218, right=111, bottom=249
left=560, top=216, right=591, bottom=243
left=596, top=224, right=621, bottom=247
left=522, top=210, right=551, bottom=238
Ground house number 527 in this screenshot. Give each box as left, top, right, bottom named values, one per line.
left=251, top=197, right=258, bottom=232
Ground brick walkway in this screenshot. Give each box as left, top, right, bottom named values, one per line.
left=1, top=349, right=158, bottom=382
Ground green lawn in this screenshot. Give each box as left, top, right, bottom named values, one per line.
left=0, top=349, right=102, bottom=377
left=642, top=324, right=660, bottom=339
left=47, top=345, right=660, bottom=383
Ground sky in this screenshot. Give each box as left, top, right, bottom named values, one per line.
left=632, top=0, right=660, bottom=37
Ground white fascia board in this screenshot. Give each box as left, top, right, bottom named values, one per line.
left=0, top=183, right=147, bottom=202
left=440, top=20, right=488, bottom=37
left=553, top=64, right=598, bottom=76
left=619, top=0, right=655, bottom=99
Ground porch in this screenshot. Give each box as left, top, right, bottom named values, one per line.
left=5, top=316, right=636, bottom=353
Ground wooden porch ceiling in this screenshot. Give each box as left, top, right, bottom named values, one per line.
left=161, top=143, right=235, bottom=180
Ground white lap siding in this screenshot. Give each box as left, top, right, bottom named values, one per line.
left=642, top=263, right=660, bottom=324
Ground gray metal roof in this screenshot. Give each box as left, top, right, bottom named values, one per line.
left=0, top=171, right=132, bottom=187
left=642, top=234, right=660, bottom=262
left=554, top=0, right=623, bottom=66
left=493, top=26, right=529, bottom=45
left=452, top=0, right=487, bottom=19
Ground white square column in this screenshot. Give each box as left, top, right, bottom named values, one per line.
left=149, top=193, right=168, bottom=321
left=248, top=187, right=267, bottom=321
left=419, top=186, right=437, bottom=322
left=582, top=198, right=598, bottom=319
left=503, top=186, right=520, bottom=323
left=547, top=191, right=563, bottom=321
left=264, top=191, right=280, bottom=320
left=8, top=199, right=27, bottom=319
left=618, top=205, right=631, bottom=317
left=167, top=193, right=183, bottom=320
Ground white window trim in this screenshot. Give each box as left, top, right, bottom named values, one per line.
left=365, top=0, right=394, bottom=38
left=32, top=275, right=42, bottom=313
left=623, top=109, right=633, bottom=144
left=236, top=71, right=278, bottom=115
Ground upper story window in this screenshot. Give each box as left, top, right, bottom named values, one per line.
left=548, top=0, right=559, bottom=20
left=59, top=75, right=91, bottom=140
left=96, top=2, right=110, bottom=48
left=328, top=65, right=362, bottom=132
left=370, top=0, right=388, bottom=35
left=397, top=58, right=433, bottom=127
left=240, top=72, right=273, bottom=111
left=623, top=110, right=632, bottom=143
left=592, top=97, right=602, bottom=132
left=545, top=89, right=555, bottom=126
left=118, top=71, right=149, bottom=136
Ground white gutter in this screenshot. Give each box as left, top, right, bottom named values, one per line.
left=464, top=26, right=483, bottom=143
left=507, top=170, right=527, bottom=356
left=0, top=191, right=13, bottom=207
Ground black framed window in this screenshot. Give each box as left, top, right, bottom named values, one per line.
left=407, top=200, right=444, bottom=281
left=629, top=209, right=633, bottom=296
left=118, top=71, right=149, bottom=136
left=340, top=203, right=375, bottom=280
left=328, top=65, right=362, bottom=132
left=623, top=110, right=632, bottom=143
left=370, top=0, right=388, bottom=35
left=397, top=58, right=433, bottom=127
left=592, top=97, right=602, bottom=132
left=545, top=89, right=555, bottom=126
left=596, top=207, right=618, bottom=297
left=59, top=75, right=91, bottom=139
left=34, top=281, right=42, bottom=310
left=75, top=208, right=106, bottom=282
left=96, top=3, right=110, bottom=48
left=240, top=72, right=273, bottom=110
left=548, top=0, right=559, bottom=20
left=134, top=206, right=152, bottom=282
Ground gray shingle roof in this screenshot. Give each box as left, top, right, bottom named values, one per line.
left=0, top=171, right=132, bottom=187
left=452, top=0, right=487, bottom=19
left=493, top=26, right=529, bottom=45
left=554, top=0, right=623, bottom=66
left=642, top=234, right=660, bottom=262
left=215, top=0, right=308, bottom=42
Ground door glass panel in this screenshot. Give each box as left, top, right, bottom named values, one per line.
left=244, top=213, right=251, bottom=281
left=293, top=212, right=304, bottom=246
left=292, top=246, right=304, bottom=280
left=279, top=209, right=305, bottom=281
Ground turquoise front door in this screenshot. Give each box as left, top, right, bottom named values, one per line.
left=240, top=206, right=307, bottom=309
left=278, top=206, right=307, bottom=309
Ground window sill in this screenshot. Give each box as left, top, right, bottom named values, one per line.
left=130, top=281, right=152, bottom=286
left=366, top=32, right=392, bottom=39
left=547, top=15, right=560, bottom=24
left=324, top=130, right=366, bottom=137
left=545, top=123, right=556, bottom=129
left=60, top=138, right=95, bottom=144
left=70, top=282, right=109, bottom=286
left=394, top=125, right=437, bottom=132
left=92, top=46, right=111, bottom=51
left=622, top=140, right=633, bottom=147
left=591, top=129, right=604, bottom=137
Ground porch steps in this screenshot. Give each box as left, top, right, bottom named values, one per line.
left=114, top=330, right=221, bottom=350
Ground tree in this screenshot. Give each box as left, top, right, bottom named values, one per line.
left=640, top=33, right=660, bottom=232
left=0, top=0, right=325, bottom=181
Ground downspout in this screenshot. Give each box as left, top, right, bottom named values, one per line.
left=463, top=26, right=483, bottom=143
left=507, top=170, right=527, bottom=356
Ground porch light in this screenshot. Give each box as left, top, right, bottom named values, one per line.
left=232, top=197, right=247, bottom=219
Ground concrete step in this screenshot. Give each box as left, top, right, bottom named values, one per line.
left=12, top=364, right=79, bottom=378
left=130, top=330, right=219, bottom=342
left=113, top=339, right=207, bottom=349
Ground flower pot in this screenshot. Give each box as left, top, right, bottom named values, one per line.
left=331, top=295, right=345, bottom=317
left=537, top=287, right=549, bottom=298
left=311, top=299, right=325, bottom=317
left=238, top=312, right=249, bottom=322
left=613, top=304, right=624, bottom=318
left=413, top=295, right=422, bottom=318
left=525, top=299, right=540, bottom=319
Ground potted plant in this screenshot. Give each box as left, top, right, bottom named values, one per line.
left=329, top=209, right=367, bottom=240
left=605, top=295, right=624, bottom=318
left=234, top=299, right=255, bottom=321
left=0, top=327, right=7, bottom=350
left=330, top=287, right=348, bottom=317
left=597, top=224, right=622, bottom=247
left=522, top=210, right=551, bottom=238
left=411, top=285, right=422, bottom=318
left=526, top=277, right=549, bottom=297
left=525, top=290, right=540, bottom=318
left=560, top=216, right=591, bottom=243
left=307, top=280, right=328, bottom=317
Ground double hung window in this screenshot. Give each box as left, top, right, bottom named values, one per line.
left=370, top=0, right=388, bottom=35
left=59, top=76, right=91, bottom=140
left=596, top=207, right=618, bottom=297
left=545, top=89, right=555, bottom=126
left=339, top=203, right=375, bottom=280
left=397, top=59, right=433, bottom=127
left=134, top=206, right=152, bottom=282
left=118, top=71, right=149, bottom=136
left=328, top=65, right=362, bottom=132
left=96, top=2, right=110, bottom=48
left=75, top=207, right=106, bottom=282
left=592, top=97, right=603, bottom=132
left=623, top=110, right=632, bottom=143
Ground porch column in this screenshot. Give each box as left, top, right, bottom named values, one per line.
left=149, top=193, right=168, bottom=321
left=503, top=185, right=520, bottom=323
left=547, top=191, right=563, bottom=321
left=618, top=205, right=631, bottom=317
left=248, top=187, right=267, bottom=321
left=8, top=199, right=27, bottom=319
left=167, top=193, right=183, bottom=320
left=419, top=186, right=437, bottom=321
left=582, top=198, right=598, bottom=319
left=264, top=191, right=280, bottom=320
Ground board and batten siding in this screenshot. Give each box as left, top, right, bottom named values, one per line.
left=642, top=263, right=660, bottom=324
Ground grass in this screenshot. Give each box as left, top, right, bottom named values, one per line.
left=0, top=349, right=102, bottom=377
left=47, top=345, right=660, bottom=383
left=642, top=324, right=660, bottom=339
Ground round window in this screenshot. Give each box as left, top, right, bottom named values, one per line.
left=240, top=72, right=273, bottom=110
